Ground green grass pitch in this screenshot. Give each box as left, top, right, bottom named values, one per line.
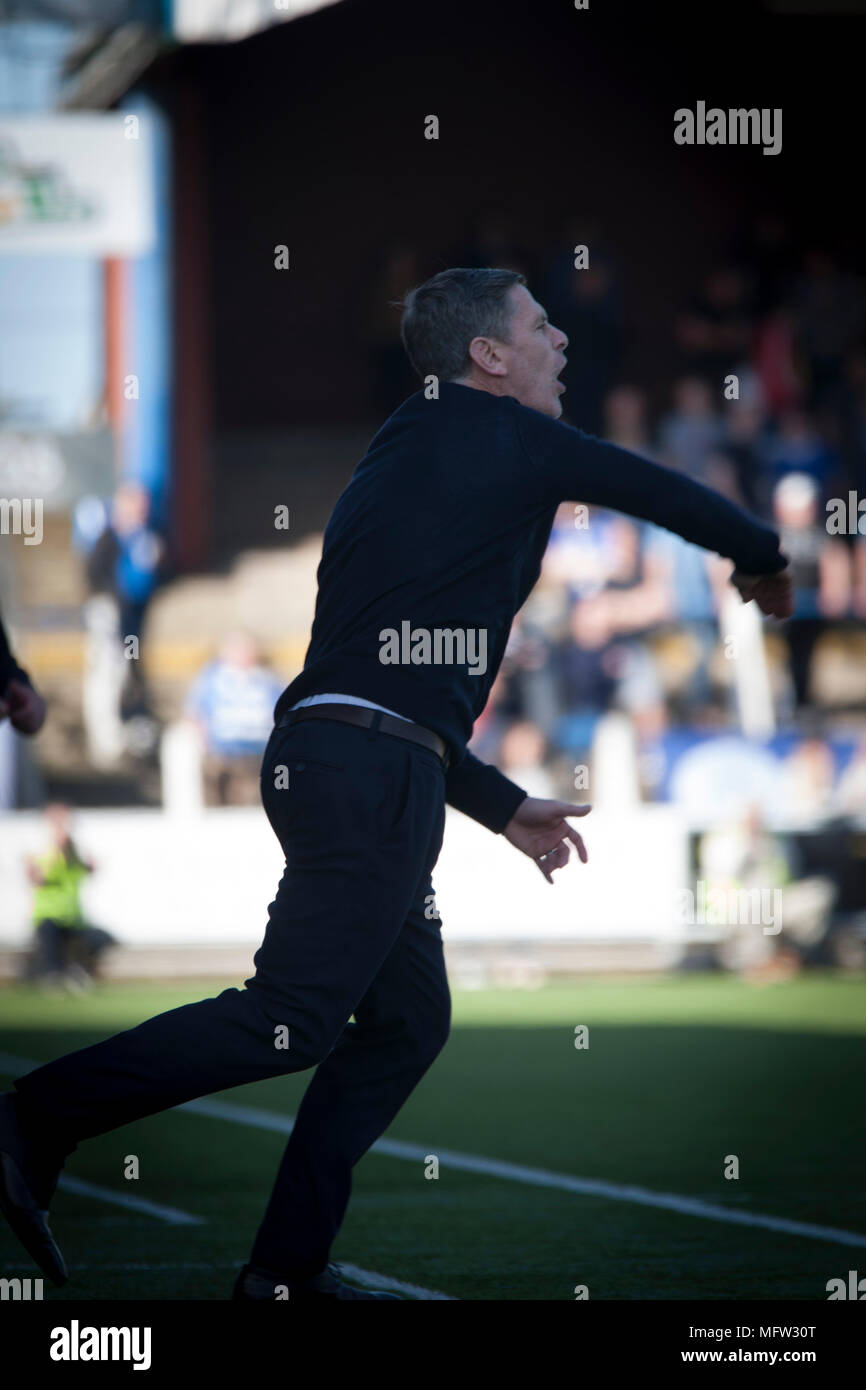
left=1, top=973, right=864, bottom=1300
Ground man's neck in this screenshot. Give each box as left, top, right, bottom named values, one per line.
left=452, top=374, right=510, bottom=400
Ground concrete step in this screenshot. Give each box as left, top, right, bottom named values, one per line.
left=0, top=938, right=670, bottom=984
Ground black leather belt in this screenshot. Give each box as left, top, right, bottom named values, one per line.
left=277, top=702, right=450, bottom=769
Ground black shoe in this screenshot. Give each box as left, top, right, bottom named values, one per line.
left=0, top=1093, right=67, bottom=1286
left=232, top=1261, right=402, bottom=1301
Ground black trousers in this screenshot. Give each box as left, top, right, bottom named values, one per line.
left=14, top=716, right=450, bottom=1280
left=783, top=617, right=825, bottom=709
left=27, top=920, right=115, bottom=981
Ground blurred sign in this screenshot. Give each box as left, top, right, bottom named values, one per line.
left=0, top=804, right=689, bottom=946
left=0, top=115, right=155, bottom=256
left=172, top=0, right=340, bottom=41
left=0, top=430, right=114, bottom=509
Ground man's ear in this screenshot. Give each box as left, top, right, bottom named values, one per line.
left=467, top=335, right=507, bottom=377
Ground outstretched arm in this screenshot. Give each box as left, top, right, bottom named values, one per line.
left=514, top=403, right=793, bottom=616
left=445, top=745, right=593, bottom=885
left=444, top=747, right=528, bottom=833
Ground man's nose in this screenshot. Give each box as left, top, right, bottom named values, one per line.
left=552, top=324, right=568, bottom=351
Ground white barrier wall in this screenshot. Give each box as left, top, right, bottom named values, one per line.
left=433, top=805, right=689, bottom=940
left=0, top=804, right=690, bottom=949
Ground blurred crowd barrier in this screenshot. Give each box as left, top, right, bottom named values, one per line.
left=2, top=770, right=863, bottom=979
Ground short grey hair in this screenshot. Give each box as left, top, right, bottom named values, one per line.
left=399, top=267, right=526, bottom=382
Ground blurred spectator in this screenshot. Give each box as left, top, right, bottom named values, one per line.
left=457, top=211, right=531, bottom=276
left=657, top=377, right=726, bottom=482
left=553, top=592, right=664, bottom=749
left=367, top=243, right=421, bottom=415
left=83, top=481, right=166, bottom=763
left=752, top=307, right=802, bottom=418
left=780, top=737, right=836, bottom=820
left=604, top=384, right=654, bottom=456
left=540, top=217, right=621, bottom=434
left=701, top=803, right=833, bottom=978
left=186, top=632, right=284, bottom=806
left=764, top=408, right=836, bottom=497
left=773, top=473, right=851, bottom=708
left=854, top=530, right=866, bottom=621
left=675, top=265, right=754, bottom=383
left=475, top=228, right=866, bottom=808
left=544, top=503, right=646, bottom=602
left=599, top=521, right=668, bottom=731
left=468, top=668, right=509, bottom=757
left=87, top=481, right=165, bottom=657
left=556, top=593, right=621, bottom=710
left=467, top=668, right=513, bottom=765
left=793, top=249, right=866, bottom=418
left=833, top=732, right=866, bottom=816
left=24, top=803, right=115, bottom=988
left=699, top=805, right=793, bottom=975
left=500, top=612, right=561, bottom=743
left=839, top=345, right=866, bottom=497
left=498, top=720, right=556, bottom=798
left=723, top=395, right=774, bottom=517
left=643, top=527, right=723, bottom=708
left=704, top=450, right=748, bottom=509
left=732, top=212, right=797, bottom=316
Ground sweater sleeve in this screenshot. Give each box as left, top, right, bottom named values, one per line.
left=514, top=404, right=787, bottom=576
left=444, top=747, right=528, bottom=833
left=0, top=611, right=31, bottom=695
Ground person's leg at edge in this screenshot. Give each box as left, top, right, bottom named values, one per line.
left=9, top=725, right=443, bottom=1197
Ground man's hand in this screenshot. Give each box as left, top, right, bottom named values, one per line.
left=0, top=678, right=46, bottom=736
left=503, top=798, right=591, bottom=883
left=730, top=564, right=794, bottom=619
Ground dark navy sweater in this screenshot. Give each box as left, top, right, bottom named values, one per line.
left=276, top=382, right=786, bottom=833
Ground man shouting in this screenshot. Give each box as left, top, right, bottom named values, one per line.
left=0, top=268, right=792, bottom=1301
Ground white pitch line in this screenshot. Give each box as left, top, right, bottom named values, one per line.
left=0, top=1052, right=202, bottom=1225
left=187, top=1100, right=866, bottom=1249
left=0, top=1258, right=453, bottom=1299
left=0, top=1054, right=447, bottom=1297
left=57, top=1175, right=204, bottom=1226
left=3, top=1261, right=225, bottom=1272
left=182, top=1095, right=295, bottom=1131
left=336, top=1262, right=455, bottom=1300
left=5, top=1049, right=866, bottom=1249
left=371, top=1139, right=866, bottom=1249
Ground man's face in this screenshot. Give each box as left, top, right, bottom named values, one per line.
left=485, top=285, right=569, bottom=418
